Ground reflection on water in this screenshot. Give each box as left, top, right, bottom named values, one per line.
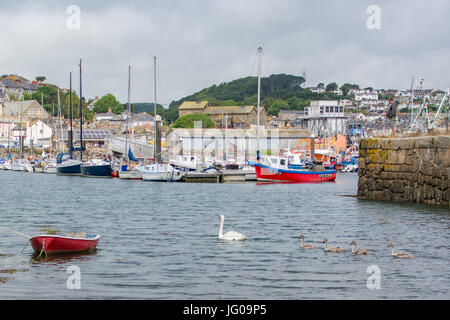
left=29, top=250, right=99, bottom=264
left=0, top=171, right=448, bottom=299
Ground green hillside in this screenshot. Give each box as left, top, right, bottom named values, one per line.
left=162, top=73, right=345, bottom=124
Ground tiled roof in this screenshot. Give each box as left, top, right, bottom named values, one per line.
left=205, top=105, right=261, bottom=115
left=133, top=112, right=154, bottom=122
left=178, top=101, right=209, bottom=110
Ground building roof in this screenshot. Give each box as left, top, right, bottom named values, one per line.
left=205, top=105, right=265, bottom=115
left=3, top=100, right=47, bottom=117
left=133, top=112, right=154, bottom=122
left=178, top=101, right=209, bottom=110
left=0, top=77, right=38, bottom=90
left=95, top=111, right=116, bottom=117
left=55, top=129, right=112, bottom=141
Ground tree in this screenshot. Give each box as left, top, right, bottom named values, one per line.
left=340, top=83, right=359, bottom=96
left=93, top=93, right=123, bottom=114
left=317, top=83, right=325, bottom=89
left=325, top=82, right=338, bottom=92
left=35, top=76, right=46, bottom=83
left=172, top=113, right=215, bottom=128
left=265, top=98, right=289, bottom=116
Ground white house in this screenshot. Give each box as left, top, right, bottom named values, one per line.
left=25, top=120, right=53, bottom=148
left=306, top=100, right=345, bottom=117
left=355, top=91, right=378, bottom=101
left=132, top=112, right=154, bottom=131
left=302, top=101, right=348, bottom=136
left=308, top=87, right=325, bottom=94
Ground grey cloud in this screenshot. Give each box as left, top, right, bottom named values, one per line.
left=0, top=0, right=449, bottom=104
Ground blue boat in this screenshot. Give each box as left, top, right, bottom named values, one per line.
left=56, top=153, right=81, bottom=175
left=81, top=159, right=112, bottom=178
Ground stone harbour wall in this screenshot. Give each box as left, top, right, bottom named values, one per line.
left=358, top=135, right=450, bottom=206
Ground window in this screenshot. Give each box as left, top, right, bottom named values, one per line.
left=320, top=107, right=324, bottom=114
left=340, top=106, right=343, bottom=112
left=326, top=106, right=329, bottom=112
left=271, top=158, right=277, bottom=164
left=280, top=159, right=286, bottom=166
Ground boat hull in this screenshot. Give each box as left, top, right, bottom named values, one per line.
left=141, top=171, right=182, bottom=182
left=44, top=166, right=57, bottom=174
left=81, top=164, right=112, bottom=178
left=57, top=161, right=81, bottom=175
left=29, top=234, right=100, bottom=254
left=255, top=163, right=336, bottom=182
left=119, top=170, right=141, bottom=180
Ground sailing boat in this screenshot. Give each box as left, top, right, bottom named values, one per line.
left=79, top=60, right=112, bottom=178
left=11, top=100, right=34, bottom=172
left=138, top=56, right=182, bottom=182
left=57, top=69, right=82, bottom=175
left=252, top=47, right=336, bottom=182
left=119, top=65, right=141, bottom=180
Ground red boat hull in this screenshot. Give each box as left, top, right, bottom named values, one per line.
left=255, top=164, right=336, bottom=182
left=29, top=234, right=100, bottom=254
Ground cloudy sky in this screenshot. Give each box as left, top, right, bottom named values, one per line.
left=1, top=0, right=449, bottom=104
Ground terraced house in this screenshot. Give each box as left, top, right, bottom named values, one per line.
left=178, top=100, right=268, bottom=129
left=0, top=74, right=38, bottom=100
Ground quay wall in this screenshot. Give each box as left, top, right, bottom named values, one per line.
left=357, top=135, right=450, bottom=206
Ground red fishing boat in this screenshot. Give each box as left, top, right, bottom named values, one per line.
left=254, top=156, right=336, bottom=182
left=29, top=233, right=100, bottom=255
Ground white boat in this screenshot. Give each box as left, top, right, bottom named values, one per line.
left=139, top=163, right=182, bottom=182
left=0, top=158, right=11, bottom=170
left=170, top=155, right=198, bottom=171
left=11, top=159, right=34, bottom=172
left=118, top=169, right=141, bottom=180
left=43, top=159, right=58, bottom=174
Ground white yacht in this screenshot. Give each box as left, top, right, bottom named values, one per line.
left=139, top=163, right=182, bottom=182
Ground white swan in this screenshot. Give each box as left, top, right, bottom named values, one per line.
left=388, top=242, right=414, bottom=259
left=218, top=215, right=246, bottom=241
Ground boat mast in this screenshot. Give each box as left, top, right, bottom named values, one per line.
left=79, top=59, right=83, bottom=161
left=57, top=88, right=63, bottom=153
left=153, top=56, right=157, bottom=118
left=125, top=65, right=131, bottom=162
left=69, top=72, right=73, bottom=157
left=256, top=46, right=262, bottom=160
left=19, top=100, right=23, bottom=157
left=153, top=55, right=161, bottom=163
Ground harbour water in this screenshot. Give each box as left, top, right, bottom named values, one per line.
left=0, top=171, right=448, bottom=299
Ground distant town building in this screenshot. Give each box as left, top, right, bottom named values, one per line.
left=25, top=119, right=53, bottom=148
left=0, top=100, right=48, bottom=121
left=0, top=75, right=38, bottom=100
left=354, top=91, right=378, bottom=101
left=178, top=101, right=211, bottom=117
left=87, top=96, right=100, bottom=111
left=178, top=101, right=268, bottom=129
left=307, top=87, right=325, bottom=94
left=132, top=112, right=154, bottom=132
left=296, top=100, right=349, bottom=136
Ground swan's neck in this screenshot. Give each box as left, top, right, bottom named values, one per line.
left=324, top=241, right=327, bottom=250
left=218, top=219, right=224, bottom=238
left=352, top=244, right=357, bottom=252
left=391, top=246, right=396, bottom=256
left=301, top=238, right=305, bottom=246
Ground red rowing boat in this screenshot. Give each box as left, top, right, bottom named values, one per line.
left=29, top=233, right=100, bottom=255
